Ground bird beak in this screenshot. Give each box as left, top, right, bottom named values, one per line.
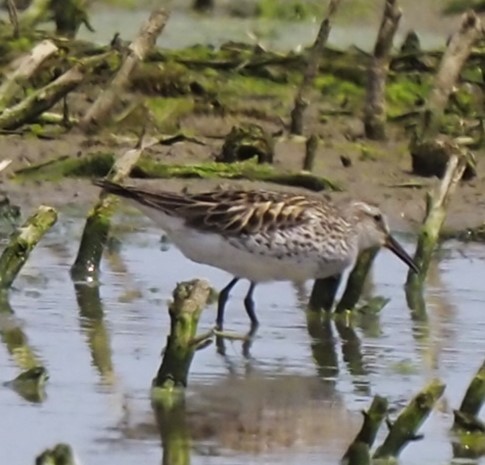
left=385, top=235, right=419, bottom=274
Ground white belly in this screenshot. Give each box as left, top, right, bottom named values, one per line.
left=135, top=203, right=352, bottom=282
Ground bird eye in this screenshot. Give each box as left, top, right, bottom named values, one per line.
left=373, top=213, right=382, bottom=222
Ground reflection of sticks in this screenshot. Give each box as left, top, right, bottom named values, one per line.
left=152, top=279, right=211, bottom=391
left=153, top=397, right=191, bottom=465
left=0, top=205, right=57, bottom=292
left=289, top=0, right=342, bottom=135
left=80, top=8, right=170, bottom=132
left=305, top=312, right=339, bottom=381
left=0, top=298, right=41, bottom=370
left=363, top=0, right=402, bottom=140
left=342, top=395, right=388, bottom=462
left=373, top=379, right=445, bottom=459
left=74, top=283, right=114, bottom=381
left=453, top=359, right=485, bottom=432
left=334, top=320, right=368, bottom=392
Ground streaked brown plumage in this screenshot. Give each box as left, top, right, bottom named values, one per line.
left=94, top=179, right=418, bottom=330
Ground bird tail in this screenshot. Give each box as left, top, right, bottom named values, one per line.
left=92, top=178, right=136, bottom=200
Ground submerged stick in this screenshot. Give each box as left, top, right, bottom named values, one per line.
left=453, top=359, right=485, bottom=431
left=80, top=8, right=170, bottom=132
left=406, top=141, right=470, bottom=294
left=363, top=0, right=402, bottom=140
left=0, top=40, right=58, bottom=111
left=289, top=0, right=342, bottom=135
left=152, top=279, right=211, bottom=394
left=373, top=379, right=446, bottom=459
left=336, top=247, right=379, bottom=313
left=0, top=205, right=57, bottom=292
left=70, top=136, right=152, bottom=281
left=421, top=11, right=483, bottom=137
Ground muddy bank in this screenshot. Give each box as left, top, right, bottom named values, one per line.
left=1, top=123, right=484, bottom=235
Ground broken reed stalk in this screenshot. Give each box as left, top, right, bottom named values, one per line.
left=453, top=359, right=485, bottom=431
left=0, top=40, right=58, bottom=111
left=0, top=51, right=116, bottom=130
left=335, top=247, right=379, bottom=313
left=5, top=0, right=19, bottom=37
left=303, top=133, right=319, bottom=171
left=18, top=0, right=50, bottom=30
left=70, top=137, right=152, bottom=281
left=350, top=395, right=389, bottom=451
left=309, top=275, right=341, bottom=312
left=342, top=395, right=388, bottom=463
left=344, top=442, right=371, bottom=465
left=373, top=379, right=446, bottom=459
left=421, top=11, right=483, bottom=138
left=405, top=141, right=470, bottom=296
left=363, top=0, right=402, bottom=140
left=152, top=279, right=211, bottom=394
left=79, top=8, right=170, bottom=133
left=50, top=0, right=95, bottom=38
left=0, top=205, right=57, bottom=293
left=309, top=247, right=378, bottom=313
left=289, top=0, right=342, bottom=135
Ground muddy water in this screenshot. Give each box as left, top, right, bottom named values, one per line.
left=1, top=212, right=485, bottom=464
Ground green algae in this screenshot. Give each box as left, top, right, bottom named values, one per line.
left=14, top=153, right=341, bottom=192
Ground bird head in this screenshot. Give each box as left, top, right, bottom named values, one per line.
left=349, top=201, right=419, bottom=273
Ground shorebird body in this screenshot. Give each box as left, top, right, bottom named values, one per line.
left=135, top=201, right=356, bottom=283
left=94, top=180, right=418, bottom=329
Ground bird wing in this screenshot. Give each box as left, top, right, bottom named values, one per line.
left=94, top=179, right=323, bottom=236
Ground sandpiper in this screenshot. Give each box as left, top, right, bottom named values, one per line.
left=94, top=180, right=418, bottom=330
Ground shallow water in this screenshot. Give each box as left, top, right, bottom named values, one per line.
left=76, top=7, right=451, bottom=51
left=1, top=211, right=485, bottom=464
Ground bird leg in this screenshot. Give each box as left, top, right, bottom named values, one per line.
left=244, top=281, right=259, bottom=329
left=214, top=280, right=259, bottom=355
left=216, top=277, right=239, bottom=330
